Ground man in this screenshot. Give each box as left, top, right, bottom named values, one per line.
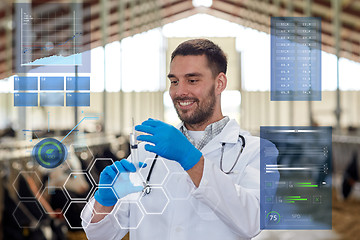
left=81, top=39, right=265, bottom=239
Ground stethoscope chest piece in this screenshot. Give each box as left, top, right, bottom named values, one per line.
left=143, top=183, right=151, bottom=196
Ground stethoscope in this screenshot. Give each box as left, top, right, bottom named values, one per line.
left=142, top=134, right=246, bottom=196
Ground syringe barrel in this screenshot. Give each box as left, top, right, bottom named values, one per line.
left=131, top=146, right=139, bottom=170
left=129, top=133, right=139, bottom=170
left=130, top=132, right=137, bottom=147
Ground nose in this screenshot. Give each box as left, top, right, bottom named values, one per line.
left=174, top=80, right=189, bottom=97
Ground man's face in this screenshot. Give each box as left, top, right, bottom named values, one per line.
left=168, top=55, right=217, bottom=125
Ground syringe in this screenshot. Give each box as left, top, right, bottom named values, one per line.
left=113, top=118, right=143, bottom=199
left=130, top=118, right=140, bottom=171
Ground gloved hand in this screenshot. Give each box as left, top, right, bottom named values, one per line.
left=135, top=118, right=202, bottom=171
left=94, top=160, right=145, bottom=207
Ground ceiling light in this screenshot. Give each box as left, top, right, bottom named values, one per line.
left=192, top=0, right=213, bottom=8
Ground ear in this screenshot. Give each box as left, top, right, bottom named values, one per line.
left=215, top=73, right=227, bottom=95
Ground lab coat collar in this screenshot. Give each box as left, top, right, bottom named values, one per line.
left=177, top=119, right=250, bottom=154
left=220, top=119, right=247, bottom=143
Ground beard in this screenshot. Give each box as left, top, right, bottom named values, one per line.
left=173, top=85, right=216, bottom=125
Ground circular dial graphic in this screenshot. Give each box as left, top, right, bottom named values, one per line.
left=33, top=138, right=67, bottom=168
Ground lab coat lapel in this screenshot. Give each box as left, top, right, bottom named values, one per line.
left=200, top=119, right=244, bottom=155
left=176, top=119, right=248, bottom=155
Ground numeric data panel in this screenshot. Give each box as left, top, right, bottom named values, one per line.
left=271, top=17, right=321, bottom=101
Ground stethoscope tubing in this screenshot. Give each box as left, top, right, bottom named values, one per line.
left=142, top=135, right=245, bottom=195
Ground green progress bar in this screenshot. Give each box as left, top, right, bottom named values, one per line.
left=295, top=182, right=318, bottom=187
left=284, top=196, right=308, bottom=201
left=285, top=198, right=308, bottom=203
left=296, top=185, right=318, bottom=187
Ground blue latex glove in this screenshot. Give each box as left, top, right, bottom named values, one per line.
left=135, top=118, right=202, bottom=171
left=94, top=160, right=145, bottom=207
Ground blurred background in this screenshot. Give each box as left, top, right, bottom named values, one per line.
left=0, top=0, right=360, bottom=239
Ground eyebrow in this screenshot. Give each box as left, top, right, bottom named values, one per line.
left=167, top=73, right=176, bottom=79
left=167, top=72, right=203, bottom=79
left=185, top=72, right=203, bottom=78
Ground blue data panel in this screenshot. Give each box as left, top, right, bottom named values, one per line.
left=260, top=127, right=332, bottom=230
left=271, top=17, right=321, bottom=101
left=40, top=92, right=64, bottom=106
left=14, top=93, right=38, bottom=106
left=40, top=77, right=64, bottom=90
left=14, top=3, right=91, bottom=74
left=66, top=76, right=90, bottom=90
left=14, top=76, right=38, bottom=91
left=66, top=93, right=90, bottom=107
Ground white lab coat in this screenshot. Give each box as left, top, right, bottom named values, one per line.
left=81, top=119, right=262, bottom=240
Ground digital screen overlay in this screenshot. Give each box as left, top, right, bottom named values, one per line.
left=14, top=2, right=91, bottom=73
left=14, top=76, right=90, bottom=107
left=260, top=126, right=332, bottom=229
left=271, top=17, right=321, bottom=101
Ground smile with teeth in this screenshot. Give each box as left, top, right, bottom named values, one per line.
left=178, top=100, right=195, bottom=107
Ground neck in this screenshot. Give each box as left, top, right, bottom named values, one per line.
left=184, top=114, right=224, bottom=131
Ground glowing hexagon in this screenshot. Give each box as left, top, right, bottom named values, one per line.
left=115, top=201, right=144, bottom=229
left=164, top=172, right=191, bottom=200
left=138, top=158, right=169, bottom=186
left=13, top=171, right=43, bottom=199
left=88, top=158, right=115, bottom=186
left=63, top=201, right=88, bottom=229
left=63, top=172, right=94, bottom=200
left=13, top=201, right=43, bottom=228
left=67, top=144, right=94, bottom=171
left=38, top=187, right=69, bottom=215
left=138, top=187, right=169, bottom=214
left=190, top=187, right=220, bottom=220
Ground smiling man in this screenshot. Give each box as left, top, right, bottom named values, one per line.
left=81, top=39, right=268, bottom=240
left=168, top=45, right=226, bottom=130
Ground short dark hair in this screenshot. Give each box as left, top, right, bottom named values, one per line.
left=171, top=39, right=227, bottom=77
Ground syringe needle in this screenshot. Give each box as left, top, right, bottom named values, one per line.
left=132, top=117, right=135, bottom=132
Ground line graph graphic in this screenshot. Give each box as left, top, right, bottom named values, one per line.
left=20, top=4, right=84, bottom=66
left=23, top=32, right=82, bottom=54
left=61, top=117, right=99, bottom=143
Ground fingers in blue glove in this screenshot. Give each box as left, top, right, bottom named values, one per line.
left=139, top=162, right=147, bottom=168
left=114, top=160, right=148, bottom=173
left=144, top=144, right=157, bottom=154
left=136, top=134, right=157, bottom=144
left=115, top=160, right=136, bottom=173
left=95, top=160, right=147, bottom=206
left=141, top=118, right=162, bottom=127
left=99, top=165, right=120, bottom=186
left=135, top=124, right=156, bottom=135
left=104, top=164, right=119, bottom=179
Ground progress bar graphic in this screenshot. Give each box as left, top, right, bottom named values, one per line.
left=260, top=126, right=332, bottom=230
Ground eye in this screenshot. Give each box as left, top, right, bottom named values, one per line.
left=170, top=80, right=178, bottom=85
left=188, top=79, right=198, bottom=84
